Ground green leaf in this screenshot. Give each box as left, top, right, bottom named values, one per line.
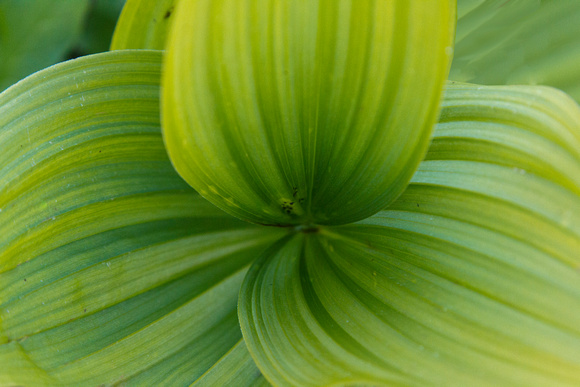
left=452, top=0, right=580, bottom=103
left=76, top=0, right=127, bottom=55
left=434, top=82, right=580, bottom=196
left=0, top=0, right=90, bottom=91
left=194, top=340, right=272, bottom=387
left=0, top=50, right=280, bottom=385
left=456, top=0, right=486, bottom=18
left=239, top=84, right=580, bottom=386
left=111, top=0, right=179, bottom=50
left=162, top=0, right=455, bottom=226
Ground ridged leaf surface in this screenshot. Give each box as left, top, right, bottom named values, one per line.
left=111, top=0, right=178, bottom=50
left=0, top=50, right=279, bottom=386
left=162, top=0, right=455, bottom=226
left=239, top=83, right=580, bottom=386
left=452, top=0, right=580, bottom=102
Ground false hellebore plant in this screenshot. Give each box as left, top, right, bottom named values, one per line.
left=1, top=0, right=580, bottom=385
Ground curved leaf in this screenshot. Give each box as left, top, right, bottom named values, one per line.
left=452, top=0, right=580, bottom=102
left=0, top=0, right=90, bottom=91
left=193, top=340, right=271, bottom=387
left=111, top=0, right=178, bottom=50
left=0, top=50, right=279, bottom=385
left=239, top=84, right=580, bottom=386
left=162, top=0, right=455, bottom=226
left=434, top=82, right=580, bottom=196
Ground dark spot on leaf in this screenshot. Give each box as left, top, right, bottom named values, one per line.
left=301, top=226, right=319, bottom=234
left=417, top=203, right=420, bottom=207
left=164, top=6, right=174, bottom=19
left=84, top=308, right=87, bottom=312
left=23, top=278, right=26, bottom=282
left=281, top=199, right=296, bottom=214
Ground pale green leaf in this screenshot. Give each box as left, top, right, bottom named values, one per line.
left=0, top=50, right=279, bottom=385
left=0, top=0, right=91, bottom=91
left=111, top=0, right=178, bottom=50
left=162, top=0, right=455, bottom=226
left=239, top=84, right=580, bottom=386
left=434, top=82, right=580, bottom=197
left=452, top=0, right=580, bottom=102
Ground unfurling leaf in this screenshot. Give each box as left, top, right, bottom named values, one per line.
left=238, top=83, right=580, bottom=386
left=162, top=0, right=455, bottom=226
left=3, top=2, right=580, bottom=386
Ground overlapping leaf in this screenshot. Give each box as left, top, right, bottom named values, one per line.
left=111, top=0, right=178, bottom=50
left=163, top=0, right=455, bottom=226
left=4, top=2, right=580, bottom=386
left=239, top=83, right=580, bottom=386
left=0, top=50, right=281, bottom=385
left=452, top=0, right=580, bottom=103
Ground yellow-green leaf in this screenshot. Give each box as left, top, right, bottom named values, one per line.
left=111, top=0, right=179, bottom=50
left=0, top=50, right=279, bottom=386
left=162, top=0, right=455, bottom=226
left=238, top=84, right=580, bottom=386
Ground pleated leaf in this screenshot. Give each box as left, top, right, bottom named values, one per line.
left=452, top=0, right=580, bottom=103
left=162, top=0, right=455, bottom=226
left=0, top=50, right=280, bottom=385
left=239, top=83, right=580, bottom=386
left=0, top=0, right=90, bottom=91
left=111, top=0, right=179, bottom=50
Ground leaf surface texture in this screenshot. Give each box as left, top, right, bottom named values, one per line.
left=239, top=83, right=580, bottom=386
left=0, top=50, right=278, bottom=386
left=163, top=0, right=455, bottom=226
